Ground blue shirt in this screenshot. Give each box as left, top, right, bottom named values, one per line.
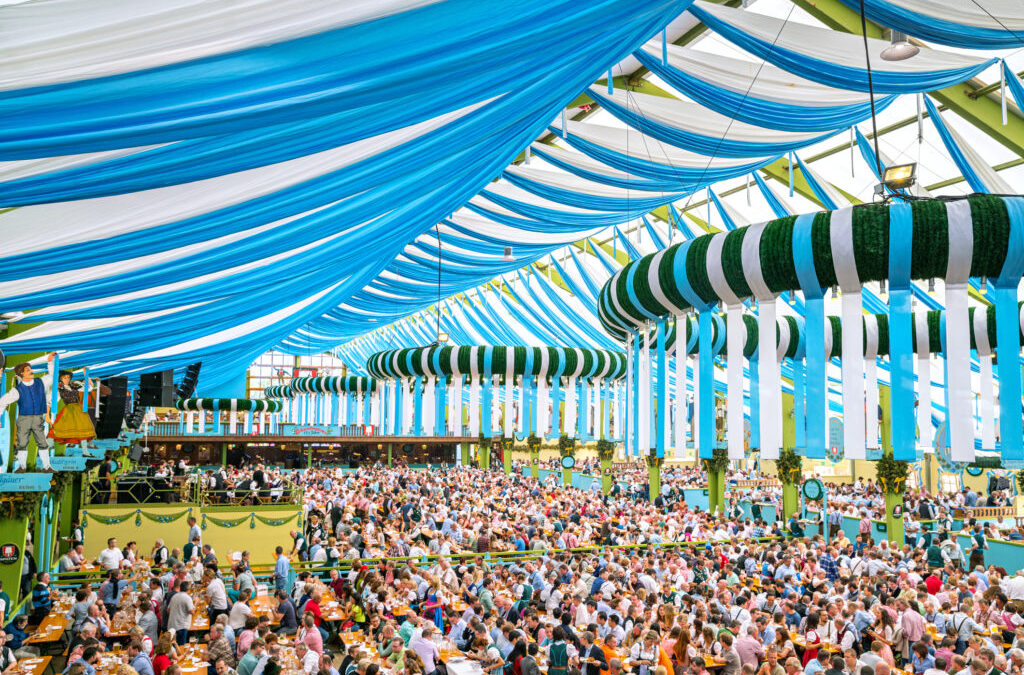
left=804, top=660, right=824, bottom=675
left=912, top=654, right=935, bottom=674
left=132, top=654, right=155, bottom=675
left=274, top=555, right=290, bottom=588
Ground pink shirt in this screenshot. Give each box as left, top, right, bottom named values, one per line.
left=300, top=627, right=324, bottom=655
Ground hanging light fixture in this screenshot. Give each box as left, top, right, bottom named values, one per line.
left=881, top=31, right=919, bottom=61
left=503, top=246, right=515, bottom=262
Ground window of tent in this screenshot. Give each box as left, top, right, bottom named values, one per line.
left=939, top=472, right=962, bottom=494
left=246, top=351, right=347, bottom=399
left=905, top=469, right=920, bottom=492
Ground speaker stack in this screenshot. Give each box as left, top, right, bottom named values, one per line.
left=138, top=370, right=174, bottom=407
left=96, top=377, right=128, bottom=439
left=175, top=362, right=201, bottom=400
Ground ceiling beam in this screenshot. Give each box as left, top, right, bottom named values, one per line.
left=791, top=0, right=1024, bottom=158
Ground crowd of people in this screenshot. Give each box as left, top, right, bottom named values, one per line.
left=10, top=462, right=1024, bottom=675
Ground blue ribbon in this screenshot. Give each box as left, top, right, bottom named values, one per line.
left=888, top=203, right=915, bottom=460
left=995, top=198, right=1024, bottom=461
left=481, top=346, right=494, bottom=437
left=698, top=312, right=715, bottom=459
left=749, top=353, right=760, bottom=450
left=656, top=319, right=667, bottom=457
left=412, top=377, right=423, bottom=436
left=632, top=330, right=642, bottom=456
left=793, top=212, right=825, bottom=458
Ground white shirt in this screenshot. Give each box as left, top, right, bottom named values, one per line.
left=207, top=577, right=229, bottom=610
left=228, top=601, right=253, bottom=631
left=0, top=374, right=52, bottom=410
left=298, top=650, right=319, bottom=675
left=97, top=547, right=124, bottom=571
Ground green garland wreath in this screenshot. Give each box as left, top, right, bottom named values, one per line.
left=596, top=438, right=616, bottom=461
left=558, top=434, right=576, bottom=458
left=703, top=445, right=730, bottom=473
left=776, top=448, right=803, bottom=485
left=877, top=450, right=910, bottom=494
left=527, top=434, right=542, bottom=452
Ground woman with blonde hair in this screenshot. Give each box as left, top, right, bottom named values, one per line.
left=152, top=633, right=179, bottom=675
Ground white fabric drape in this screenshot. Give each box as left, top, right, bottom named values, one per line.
left=975, top=306, right=997, bottom=449
left=945, top=200, right=975, bottom=461
left=915, top=311, right=933, bottom=450
left=831, top=208, right=866, bottom=460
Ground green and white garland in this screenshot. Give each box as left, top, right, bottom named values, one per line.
left=365, top=345, right=626, bottom=441
left=601, top=197, right=1024, bottom=465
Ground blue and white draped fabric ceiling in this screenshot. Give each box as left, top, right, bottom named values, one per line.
left=1, top=0, right=1022, bottom=392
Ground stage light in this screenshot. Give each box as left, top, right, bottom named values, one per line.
left=882, top=162, right=917, bottom=189
left=503, top=246, right=515, bottom=262
left=881, top=32, right=919, bottom=61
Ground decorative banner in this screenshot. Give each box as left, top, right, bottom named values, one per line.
left=50, top=456, right=87, bottom=472
left=0, top=474, right=52, bottom=492
left=277, top=424, right=340, bottom=436
left=0, top=543, right=20, bottom=565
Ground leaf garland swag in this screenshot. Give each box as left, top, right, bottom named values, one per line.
left=527, top=434, right=542, bottom=452
left=50, top=471, right=75, bottom=502
left=202, top=512, right=299, bottom=530
left=558, top=434, right=576, bottom=457
left=646, top=449, right=664, bottom=468
left=84, top=508, right=193, bottom=527
left=9, top=493, right=43, bottom=520
left=876, top=450, right=910, bottom=494
left=775, top=448, right=803, bottom=485
left=703, top=445, right=730, bottom=473
left=596, top=438, right=616, bottom=461
left=599, top=196, right=1018, bottom=339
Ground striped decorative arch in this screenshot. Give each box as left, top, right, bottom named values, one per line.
left=289, top=376, right=378, bottom=395
left=365, top=345, right=626, bottom=381
left=175, top=398, right=282, bottom=413
left=599, top=196, right=1024, bottom=466
left=263, top=385, right=293, bottom=399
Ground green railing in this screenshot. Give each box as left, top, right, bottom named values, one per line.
left=50, top=536, right=783, bottom=590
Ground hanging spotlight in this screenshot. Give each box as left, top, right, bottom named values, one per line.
left=503, top=246, right=515, bottom=262
left=881, top=31, right=919, bottom=61
left=879, top=278, right=887, bottom=295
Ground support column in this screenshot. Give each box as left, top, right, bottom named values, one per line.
left=884, top=491, right=905, bottom=544
left=708, top=470, right=725, bottom=515
left=502, top=440, right=512, bottom=476
left=647, top=458, right=661, bottom=501
left=529, top=442, right=540, bottom=480
left=460, top=444, right=470, bottom=466
left=782, top=483, right=800, bottom=524
left=386, top=443, right=393, bottom=467
left=601, top=454, right=613, bottom=495
left=479, top=443, right=490, bottom=470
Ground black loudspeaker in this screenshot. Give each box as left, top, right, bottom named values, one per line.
left=96, top=377, right=128, bottom=439
left=128, top=444, right=145, bottom=462
left=175, top=362, right=202, bottom=400
left=139, top=369, right=174, bottom=407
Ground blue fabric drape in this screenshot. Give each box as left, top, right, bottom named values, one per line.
left=689, top=3, right=997, bottom=93
left=633, top=48, right=900, bottom=132
left=835, top=0, right=1024, bottom=48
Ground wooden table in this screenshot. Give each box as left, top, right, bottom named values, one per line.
left=14, top=656, right=51, bottom=675
left=25, top=609, right=70, bottom=645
